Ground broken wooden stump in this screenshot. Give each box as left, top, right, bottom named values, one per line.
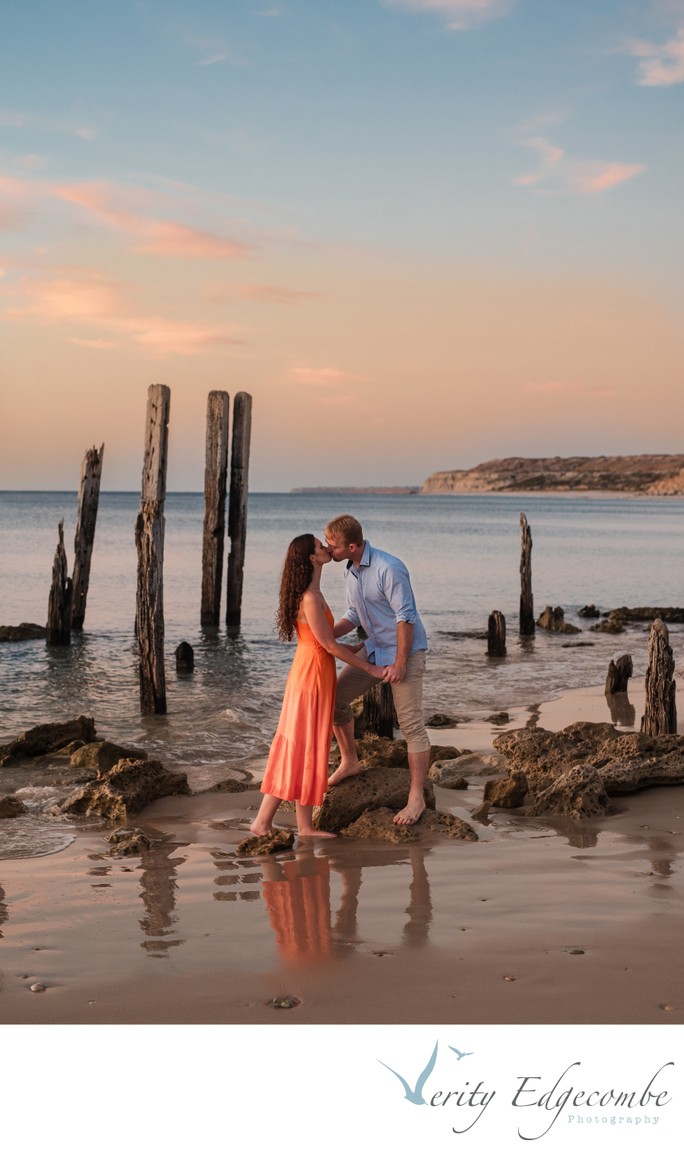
left=226, top=391, right=252, bottom=627
left=201, top=391, right=229, bottom=626
left=487, top=610, right=507, bottom=656
left=641, top=619, right=677, bottom=736
left=46, top=519, right=72, bottom=645
left=605, top=654, right=633, bottom=695
left=363, top=681, right=394, bottom=738
left=175, top=641, right=194, bottom=673
left=71, top=443, right=104, bottom=630
left=519, top=512, right=534, bottom=636
left=135, top=384, right=170, bottom=714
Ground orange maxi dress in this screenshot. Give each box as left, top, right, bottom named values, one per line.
left=260, top=607, right=336, bottom=807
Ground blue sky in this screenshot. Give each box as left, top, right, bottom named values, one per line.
left=2, top=0, right=683, bottom=489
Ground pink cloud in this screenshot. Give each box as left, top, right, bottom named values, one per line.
left=289, top=364, right=368, bottom=387
left=54, top=181, right=254, bottom=259
left=522, top=381, right=617, bottom=399
left=4, top=268, right=243, bottom=358
left=381, top=0, right=512, bottom=31
left=514, top=136, right=645, bottom=196
left=236, top=283, right=317, bottom=304
left=625, top=28, right=684, bottom=86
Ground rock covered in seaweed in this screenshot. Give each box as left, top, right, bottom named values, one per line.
left=0, top=716, right=97, bottom=766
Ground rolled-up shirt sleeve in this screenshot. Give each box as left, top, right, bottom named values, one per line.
left=381, top=564, right=417, bottom=624
left=343, top=605, right=361, bottom=627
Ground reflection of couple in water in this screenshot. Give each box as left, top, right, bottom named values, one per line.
left=250, top=513, right=429, bottom=839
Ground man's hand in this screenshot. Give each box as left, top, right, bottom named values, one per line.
left=383, top=661, right=407, bottom=684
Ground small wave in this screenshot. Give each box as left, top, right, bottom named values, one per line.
left=0, top=817, right=77, bottom=860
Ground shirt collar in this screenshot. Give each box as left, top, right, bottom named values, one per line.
left=346, top=540, right=371, bottom=571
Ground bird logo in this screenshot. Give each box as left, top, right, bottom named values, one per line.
left=448, top=1046, right=474, bottom=1061
left=378, top=1041, right=439, bottom=1105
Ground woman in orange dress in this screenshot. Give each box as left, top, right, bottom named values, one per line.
left=250, top=534, right=386, bottom=838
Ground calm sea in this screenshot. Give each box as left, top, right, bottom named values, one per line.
left=1, top=490, right=682, bottom=851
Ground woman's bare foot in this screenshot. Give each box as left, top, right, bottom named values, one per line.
left=327, top=761, right=362, bottom=786
left=249, top=818, right=274, bottom=836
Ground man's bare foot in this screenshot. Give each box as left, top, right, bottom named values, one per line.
left=327, top=762, right=362, bottom=786
left=249, top=819, right=274, bottom=836
left=297, top=828, right=337, bottom=838
left=393, top=795, right=426, bottom=826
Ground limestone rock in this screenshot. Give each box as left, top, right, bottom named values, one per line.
left=60, top=758, right=190, bottom=820
left=528, top=765, right=610, bottom=819
left=106, top=828, right=153, bottom=856
left=578, top=605, right=600, bottom=618
left=0, top=716, right=97, bottom=767
left=70, top=740, right=148, bottom=776
left=425, top=712, right=459, bottom=728
left=484, top=770, right=529, bottom=808
left=590, top=619, right=625, bottom=634
left=0, top=795, right=28, bottom=818
left=208, top=778, right=256, bottom=793
left=340, top=807, right=421, bottom=842
left=236, top=829, right=295, bottom=856
left=420, top=810, right=479, bottom=840
left=316, top=765, right=436, bottom=833
left=494, top=723, right=620, bottom=794
left=537, top=606, right=581, bottom=634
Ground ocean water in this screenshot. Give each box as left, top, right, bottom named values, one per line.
left=1, top=490, right=683, bottom=856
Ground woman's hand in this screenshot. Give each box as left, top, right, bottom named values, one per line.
left=372, top=664, right=388, bottom=681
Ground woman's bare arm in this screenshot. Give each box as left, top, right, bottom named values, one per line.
left=301, top=592, right=385, bottom=678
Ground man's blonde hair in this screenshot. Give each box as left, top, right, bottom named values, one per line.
left=325, top=514, right=364, bottom=546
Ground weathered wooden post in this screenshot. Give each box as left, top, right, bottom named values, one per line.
left=201, top=391, right=229, bottom=626
left=46, top=519, right=72, bottom=645
left=226, top=391, right=252, bottom=627
left=605, top=654, right=633, bottom=695
left=363, top=682, right=395, bottom=738
left=641, top=619, right=677, bottom=736
left=519, top=512, right=534, bottom=636
left=71, top=443, right=104, bottom=630
left=487, top=610, right=507, bottom=656
left=135, top=384, right=170, bottom=714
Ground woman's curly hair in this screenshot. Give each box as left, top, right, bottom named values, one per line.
left=276, top=533, right=315, bottom=641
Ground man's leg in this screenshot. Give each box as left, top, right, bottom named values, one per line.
left=328, top=661, right=377, bottom=785
left=391, top=651, right=430, bottom=825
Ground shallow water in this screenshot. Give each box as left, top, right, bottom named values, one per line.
left=1, top=491, right=682, bottom=855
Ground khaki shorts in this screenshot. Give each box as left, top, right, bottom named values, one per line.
left=333, top=649, right=430, bottom=753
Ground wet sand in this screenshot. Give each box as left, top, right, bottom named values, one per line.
left=1, top=684, right=682, bottom=1026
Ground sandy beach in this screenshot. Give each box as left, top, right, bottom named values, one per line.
left=1, top=683, right=682, bottom=1028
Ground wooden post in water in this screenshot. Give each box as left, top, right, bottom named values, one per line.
left=201, top=391, right=229, bottom=626
left=487, top=610, right=507, bottom=657
left=135, top=384, right=170, bottom=714
left=46, top=519, right=72, bottom=645
left=605, top=654, right=633, bottom=695
left=640, top=619, right=677, bottom=736
left=363, top=682, right=395, bottom=738
left=519, top=512, right=534, bottom=636
left=71, top=443, right=104, bottom=630
left=226, top=392, right=252, bottom=627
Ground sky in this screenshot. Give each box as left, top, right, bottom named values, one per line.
left=1, top=0, right=683, bottom=491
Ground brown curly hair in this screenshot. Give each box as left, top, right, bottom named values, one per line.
left=276, top=534, right=315, bottom=641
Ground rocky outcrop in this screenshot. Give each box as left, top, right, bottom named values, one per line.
left=329, top=734, right=461, bottom=772
left=422, top=455, right=684, bottom=495
left=0, top=796, right=28, bottom=818
left=537, top=606, right=581, bottom=634
left=339, top=806, right=478, bottom=842
left=0, top=716, right=97, bottom=766
left=60, top=758, right=190, bottom=820
left=590, top=619, right=624, bottom=634
left=0, top=623, right=47, bottom=642
left=69, top=740, right=148, bottom=778
left=607, top=607, right=684, bottom=624
left=491, top=722, right=684, bottom=817
left=316, top=765, right=436, bottom=833
left=236, top=829, right=295, bottom=856
left=106, top=828, right=153, bottom=856
left=484, top=770, right=529, bottom=808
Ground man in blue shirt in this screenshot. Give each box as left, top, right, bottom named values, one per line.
left=324, top=513, right=430, bottom=826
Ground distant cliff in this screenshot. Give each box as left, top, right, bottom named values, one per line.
left=422, top=456, right=684, bottom=496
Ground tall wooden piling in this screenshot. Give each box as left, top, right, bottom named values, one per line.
left=641, top=619, right=677, bottom=736
left=135, top=384, right=170, bottom=714
left=226, top=391, right=252, bottom=627
left=519, top=512, right=534, bottom=636
left=201, top=391, right=229, bottom=626
left=487, top=610, right=507, bottom=657
left=71, top=443, right=104, bottom=630
left=46, top=519, right=72, bottom=645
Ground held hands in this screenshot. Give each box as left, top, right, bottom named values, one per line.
left=381, top=662, right=407, bottom=684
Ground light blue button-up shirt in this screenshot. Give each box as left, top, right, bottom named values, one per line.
left=342, top=541, right=428, bottom=665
